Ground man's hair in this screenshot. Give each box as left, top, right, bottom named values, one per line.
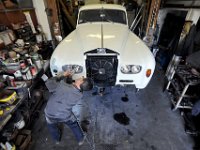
left=80, top=78, right=93, bottom=91
left=64, top=76, right=73, bottom=84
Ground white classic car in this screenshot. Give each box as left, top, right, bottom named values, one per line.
left=50, top=4, right=155, bottom=89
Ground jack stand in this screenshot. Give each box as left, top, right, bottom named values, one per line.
left=92, top=87, right=106, bottom=96
left=98, top=87, right=105, bottom=96
left=135, top=88, right=140, bottom=93
left=72, top=113, right=95, bottom=150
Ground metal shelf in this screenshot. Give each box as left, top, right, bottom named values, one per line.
left=0, top=93, right=28, bottom=131
left=0, top=60, right=49, bottom=131
left=166, top=65, right=200, bottom=111
left=0, top=114, right=12, bottom=131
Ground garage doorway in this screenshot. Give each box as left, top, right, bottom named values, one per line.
left=156, top=10, right=187, bottom=70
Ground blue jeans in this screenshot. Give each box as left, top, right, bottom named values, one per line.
left=46, top=117, right=84, bottom=142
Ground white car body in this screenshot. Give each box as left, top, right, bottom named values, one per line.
left=50, top=4, right=155, bottom=89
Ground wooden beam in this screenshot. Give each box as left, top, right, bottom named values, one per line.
left=59, top=0, right=76, bottom=29
left=146, top=0, right=161, bottom=34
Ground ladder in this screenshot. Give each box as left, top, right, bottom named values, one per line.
left=146, top=0, right=161, bottom=35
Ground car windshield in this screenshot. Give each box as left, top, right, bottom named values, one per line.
left=78, top=9, right=127, bottom=25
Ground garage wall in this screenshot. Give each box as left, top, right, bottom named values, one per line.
left=85, top=0, right=100, bottom=5
left=157, top=7, right=200, bottom=41
left=163, top=0, right=200, bottom=24
left=32, top=0, right=52, bottom=40
left=158, top=8, right=200, bottom=28
left=157, top=8, right=186, bottom=32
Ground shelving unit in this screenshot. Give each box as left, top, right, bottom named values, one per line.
left=0, top=60, right=50, bottom=132
left=0, top=0, right=37, bottom=29
left=0, top=92, right=28, bottom=131
left=165, top=65, right=200, bottom=111
left=14, top=25, right=35, bottom=41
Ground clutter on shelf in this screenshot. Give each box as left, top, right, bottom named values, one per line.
left=0, top=22, right=52, bottom=148
left=0, top=40, right=45, bottom=81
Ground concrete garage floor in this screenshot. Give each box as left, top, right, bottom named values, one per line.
left=29, top=67, right=194, bottom=150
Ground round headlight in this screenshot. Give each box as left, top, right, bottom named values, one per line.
left=62, top=65, right=83, bottom=74
left=121, top=65, right=131, bottom=73
left=73, top=65, right=83, bottom=73
left=131, top=65, right=141, bottom=74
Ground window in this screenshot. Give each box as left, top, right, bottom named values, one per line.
left=78, top=9, right=127, bottom=25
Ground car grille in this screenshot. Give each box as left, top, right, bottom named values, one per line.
left=86, top=55, right=118, bottom=87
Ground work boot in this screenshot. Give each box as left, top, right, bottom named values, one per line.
left=55, top=141, right=60, bottom=145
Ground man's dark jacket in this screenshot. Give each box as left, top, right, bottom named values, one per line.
left=44, top=77, right=82, bottom=122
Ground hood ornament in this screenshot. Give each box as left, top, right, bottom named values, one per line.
left=97, top=48, right=106, bottom=54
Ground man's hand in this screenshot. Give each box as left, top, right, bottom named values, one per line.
left=55, top=71, right=73, bottom=82
left=63, top=71, right=73, bottom=77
